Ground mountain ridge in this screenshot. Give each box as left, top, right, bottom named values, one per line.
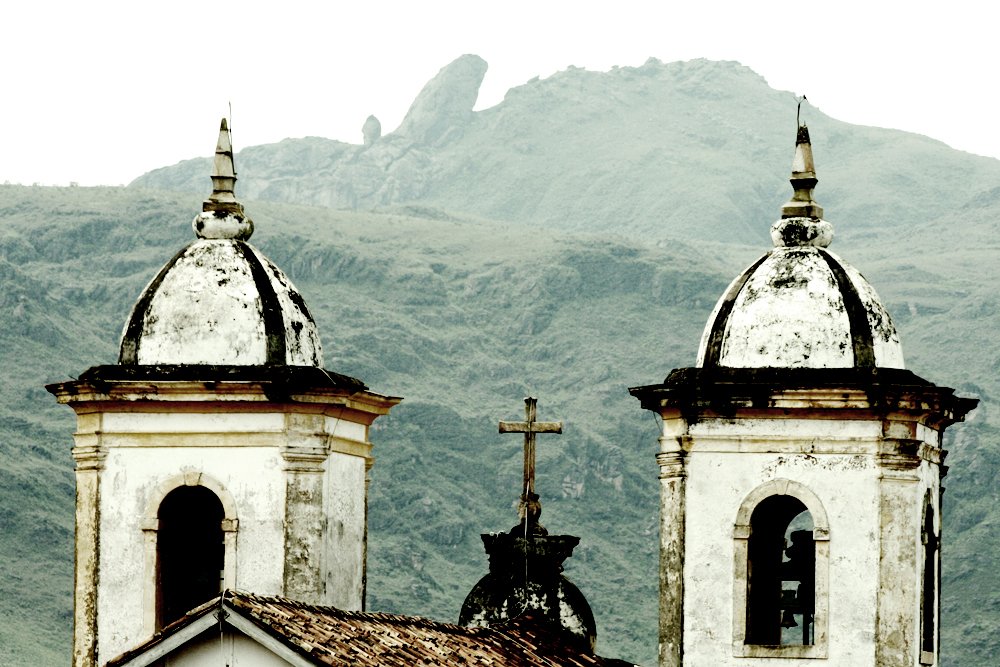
left=132, top=56, right=1000, bottom=248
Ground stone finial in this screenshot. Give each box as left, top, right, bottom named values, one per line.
left=781, top=122, right=824, bottom=220
left=773, top=114, right=833, bottom=248
left=193, top=118, right=254, bottom=240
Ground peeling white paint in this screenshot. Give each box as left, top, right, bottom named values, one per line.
left=696, top=246, right=904, bottom=369
left=125, top=239, right=323, bottom=366
left=51, top=384, right=394, bottom=665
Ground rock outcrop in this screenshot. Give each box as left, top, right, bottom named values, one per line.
left=131, top=56, right=1000, bottom=245
left=362, top=115, right=381, bottom=146
left=395, top=54, right=487, bottom=146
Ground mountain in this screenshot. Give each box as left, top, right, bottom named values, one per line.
left=3, top=57, right=999, bottom=666
left=133, top=56, right=1000, bottom=246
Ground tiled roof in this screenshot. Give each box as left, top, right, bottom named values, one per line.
left=107, top=590, right=634, bottom=667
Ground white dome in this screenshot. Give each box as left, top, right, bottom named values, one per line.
left=696, top=241, right=903, bottom=369
left=119, top=239, right=323, bottom=366
left=118, top=119, right=322, bottom=367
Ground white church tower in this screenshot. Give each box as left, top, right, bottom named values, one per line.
left=631, top=121, right=976, bottom=666
left=48, top=120, right=399, bottom=667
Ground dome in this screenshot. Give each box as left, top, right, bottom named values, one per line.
left=695, top=124, right=903, bottom=370
left=119, top=120, right=323, bottom=367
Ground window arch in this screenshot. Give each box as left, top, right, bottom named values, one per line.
left=156, top=485, right=225, bottom=628
left=140, top=472, right=239, bottom=634
left=733, top=479, right=829, bottom=659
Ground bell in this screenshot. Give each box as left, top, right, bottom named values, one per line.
left=781, top=610, right=798, bottom=628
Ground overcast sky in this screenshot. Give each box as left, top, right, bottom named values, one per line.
left=2, top=1, right=995, bottom=186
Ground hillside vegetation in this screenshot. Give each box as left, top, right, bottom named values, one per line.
left=2, top=57, right=999, bottom=666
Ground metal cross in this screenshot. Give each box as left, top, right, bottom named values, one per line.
left=498, top=396, right=563, bottom=500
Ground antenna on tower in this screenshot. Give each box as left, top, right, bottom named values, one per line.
left=228, top=102, right=236, bottom=175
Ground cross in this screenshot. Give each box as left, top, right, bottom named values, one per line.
left=498, top=396, right=563, bottom=507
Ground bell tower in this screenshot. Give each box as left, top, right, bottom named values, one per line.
left=48, top=120, right=399, bottom=667
left=631, top=120, right=975, bottom=666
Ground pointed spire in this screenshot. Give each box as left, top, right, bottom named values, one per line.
left=204, top=118, right=241, bottom=213
left=192, top=118, right=253, bottom=240
left=781, top=105, right=824, bottom=219
left=771, top=103, right=833, bottom=248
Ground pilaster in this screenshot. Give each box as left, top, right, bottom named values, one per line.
left=657, top=433, right=687, bottom=667
left=281, top=413, right=328, bottom=602
left=876, top=439, right=922, bottom=667
left=71, top=440, right=106, bottom=667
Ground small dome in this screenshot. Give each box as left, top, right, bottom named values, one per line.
left=118, top=119, right=323, bottom=367
left=696, top=245, right=903, bottom=369
left=696, top=122, right=903, bottom=370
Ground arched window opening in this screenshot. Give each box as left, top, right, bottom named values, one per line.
left=746, top=495, right=815, bottom=646
left=156, top=485, right=225, bottom=629
left=921, top=498, right=939, bottom=655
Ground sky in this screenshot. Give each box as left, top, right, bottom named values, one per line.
left=2, top=1, right=996, bottom=186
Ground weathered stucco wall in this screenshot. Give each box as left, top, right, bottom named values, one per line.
left=682, top=448, right=880, bottom=666
left=67, top=402, right=378, bottom=665
left=662, top=412, right=945, bottom=667
left=324, top=448, right=367, bottom=609
left=97, top=425, right=285, bottom=662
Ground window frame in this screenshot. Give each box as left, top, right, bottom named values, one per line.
left=919, top=491, right=938, bottom=666
left=140, top=472, right=239, bottom=636
left=732, top=479, right=830, bottom=659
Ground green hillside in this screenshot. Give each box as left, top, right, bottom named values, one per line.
left=3, top=57, right=1000, bottom=667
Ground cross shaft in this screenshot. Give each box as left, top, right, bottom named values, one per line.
left=498, top=397, right=562, bottom=498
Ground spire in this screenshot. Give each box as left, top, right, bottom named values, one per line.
left=771, top=102, right=832, bottom=248
left=204, top=118, right=240, bottom=213
left=781, top=104, right=824, bottom=219
left=193, top=118, right=253, bottom=240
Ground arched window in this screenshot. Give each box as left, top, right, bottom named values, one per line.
left=156, top=485, right=225, bottom=629
left=920, top=493, right=939, bottom=661
left=746, top=496, right=814, bottom=646
left=733, top=479, right=829, bottom=659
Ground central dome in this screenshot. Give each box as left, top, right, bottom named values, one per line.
left=696, top=124, right=903, bottom=370
left=119, top=120, right=323, bottom=367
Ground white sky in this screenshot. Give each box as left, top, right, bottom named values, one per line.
left=2, top=0, right=996, bottom=186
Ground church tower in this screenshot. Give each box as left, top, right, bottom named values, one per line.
left=48, top=120, right=399, bottom=667
left=630, top=121, right=976, bottom=666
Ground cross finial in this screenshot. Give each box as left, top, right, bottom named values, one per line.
left=498, top=397, right=563, bottom=534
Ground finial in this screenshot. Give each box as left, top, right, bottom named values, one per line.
left=773, top=98, right=833, bottom=247
left=192, top=118, right=253, bottom=240
left=781, top=98, right=823, bottom=219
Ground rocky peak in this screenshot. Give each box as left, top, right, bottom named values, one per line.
left=394, top=54, right=487, bottom=146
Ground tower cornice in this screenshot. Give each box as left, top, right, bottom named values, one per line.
left=47, top=364, right=401, bottom=418
left=630, top=367, right=977, bottom=430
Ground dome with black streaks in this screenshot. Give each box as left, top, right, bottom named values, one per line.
left=118, top=120, right=323, bottom=367
left=696, top=124, right=904, bottom=370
